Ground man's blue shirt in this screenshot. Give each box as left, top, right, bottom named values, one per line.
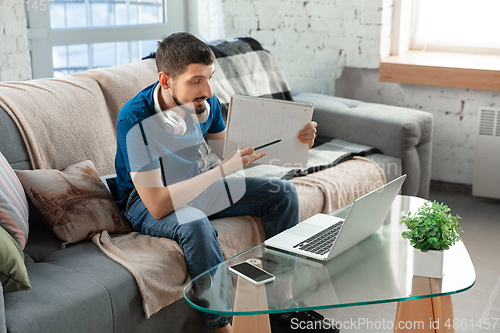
left=115, top=82, right=226, bottom=202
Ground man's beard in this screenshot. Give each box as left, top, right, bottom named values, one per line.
left=172, top=92, right=207, bottom=115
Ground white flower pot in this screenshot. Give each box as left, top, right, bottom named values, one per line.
left=412, top=247, right=445, bottom=278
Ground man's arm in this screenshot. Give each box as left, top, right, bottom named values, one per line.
left=130, top=166, right=222, bottom=220
left=131, top=146, right=265, bottom=220
left=205, top=129, right=226, bottom=160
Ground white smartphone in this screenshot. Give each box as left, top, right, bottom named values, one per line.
left=229, top=262, right=276, bottom=285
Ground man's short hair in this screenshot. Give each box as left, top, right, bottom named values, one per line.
left=156, top=32, right=216, bottom=78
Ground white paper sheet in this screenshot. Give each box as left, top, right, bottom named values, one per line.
left=224, top=95, right=314, bottom=168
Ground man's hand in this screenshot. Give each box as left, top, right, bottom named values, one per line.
left=221, top=147, right=265, bottom=174
left=298, top=121, right=317, bottom=149
left=240, top=147, right=266, bottom=167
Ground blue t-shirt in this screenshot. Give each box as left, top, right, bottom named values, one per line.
left=115, top=82, right=226, bottom=202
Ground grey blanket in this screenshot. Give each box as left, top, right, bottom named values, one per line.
left=208, top=37, right=293, bottom=121
left=241, top=139, right=381, bottom=179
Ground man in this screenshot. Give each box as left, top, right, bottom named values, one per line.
left=115, top=32, right=337, bottom=333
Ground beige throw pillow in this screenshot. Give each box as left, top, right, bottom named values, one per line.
left=16, top=160, right=132, bottom=248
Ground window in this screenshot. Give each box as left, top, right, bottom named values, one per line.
left=411, top=0, right=500, bottom=55
left=49, top=0, right=164, bottom=29
left=379, top=0, right=500, bottom=91
left=27, top=0, right=186, bottom=78
left=51, top=40, right=157, bottom=77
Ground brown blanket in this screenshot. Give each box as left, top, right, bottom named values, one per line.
left=92, top=156, right=385, bottom=318
left=291, top=156, right=387, bottom=221
left=92, top=215, right=266, bottom=318
left=0, top=60, right=158, bottom=176
left=0, top=76, right=117, bottom=175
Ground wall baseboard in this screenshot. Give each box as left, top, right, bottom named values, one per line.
left=430, top=180, right=472, bottom=195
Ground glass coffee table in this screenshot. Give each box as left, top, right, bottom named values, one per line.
left=184, top=196, right=475, bottom=332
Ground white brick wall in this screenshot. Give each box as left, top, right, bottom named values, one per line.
left=335, top=68, right=499, bottom=185
left=222, top=0, right=385, bottom=96
left=0, top=9, right=31, bottom=82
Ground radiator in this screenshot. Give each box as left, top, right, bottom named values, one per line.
left=472, top=107, right=500, bottom=199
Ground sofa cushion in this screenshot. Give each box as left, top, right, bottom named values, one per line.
left=23, top=212, right=64, bottom=263
left=6, top=239, right=209, bottom=333
left=0, top=107, right=31, bottom=170
left=15, top=160, right=132, bottom=248
left=0, top=152, right=29, bottom=249
left=0, top=228, right=30, bottom=293
left=4, top=256, right=115, bottom=333
left=0, top=152, right=31, bottom=292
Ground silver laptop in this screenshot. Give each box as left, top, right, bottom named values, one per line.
left=264, top=174, right=406, bottom=261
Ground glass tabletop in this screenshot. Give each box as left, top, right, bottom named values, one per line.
left=183, top=195, right=476, bottom=316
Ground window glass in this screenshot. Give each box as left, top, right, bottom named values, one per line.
left=50, top=0, right=164, bottom=29
left=140, top=40, right=157, bottom=58
left=93, top=43, right=116, bottom=67
left=130, top=41, right=140, bottom=63
left=117, top=41, right=131, bottom=65
left=52, top=45, right=68, bottom=70
left=68, top=44, right=89, bottom=68
left=52, top=40, right=157, bottom=77
left=50, top=4, right=66, bottom=29
left=413, top=0, right=500, bottom=51
left=91, top=3, right=115, bottom=27
left=66, top=3, right=87, bottom=28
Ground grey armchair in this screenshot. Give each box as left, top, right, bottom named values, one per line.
left=293, top=92, right=433, bottom=198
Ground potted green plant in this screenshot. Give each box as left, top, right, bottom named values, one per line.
left=401, top=200, right=462, bottom=278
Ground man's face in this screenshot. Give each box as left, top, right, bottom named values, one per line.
left=169, top=63, right=215, bottom=115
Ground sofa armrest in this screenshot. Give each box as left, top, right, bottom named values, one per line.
left=0, top=284, right=6, bottom=333
left=293, top=92, right=434, bottom=198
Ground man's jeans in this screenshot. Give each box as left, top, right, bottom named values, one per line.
left=123, top=177, right=300, bottom=330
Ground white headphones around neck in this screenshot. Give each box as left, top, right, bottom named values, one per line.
left=153, top=83, right=210, bottom=136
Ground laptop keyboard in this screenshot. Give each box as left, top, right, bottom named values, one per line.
left=293, top=221, right=344, bottom=256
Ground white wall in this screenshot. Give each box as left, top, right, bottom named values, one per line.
left=189, top=0, right=226, bottom=42
left=0, top=9, right=31, bottom=81
left=222, top=0, right=390, bottom=96
left=221, top=0, right=495, bottom=186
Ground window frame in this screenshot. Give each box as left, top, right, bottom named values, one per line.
left=379, top=0, right=500, bottom=91
left=26, top=0, right=186, bottom=79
